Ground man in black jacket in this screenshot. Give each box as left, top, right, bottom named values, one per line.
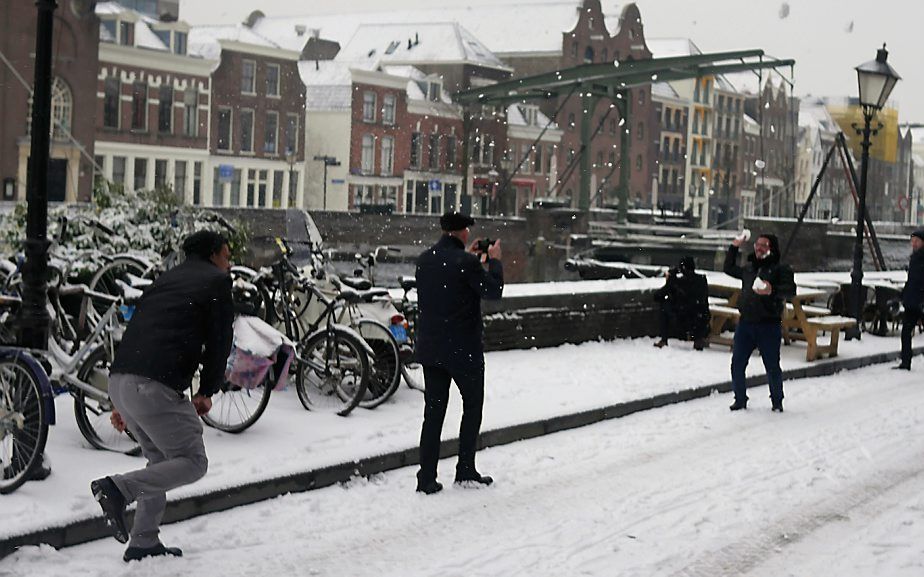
left=724, top=233, right=796, bottom=412
left=653, top=256, right=710, bottom=350
left=896, top=229, right=924, bottom=370
left=415, top=211, right=504, bottom=495
left=91, top=230, right=234, bottom=562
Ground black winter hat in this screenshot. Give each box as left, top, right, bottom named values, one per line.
left=911, top=229, right=924, bottom=241
left=440, top=211, right=475, bottom=232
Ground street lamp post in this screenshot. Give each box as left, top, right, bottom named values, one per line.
left=313, top=155, right=340, bottom=210
left=849, top=44, right=901, bottom=339
left=285, top=149, right=297, bottom=208
left=18, top=0, right=58, bottom=349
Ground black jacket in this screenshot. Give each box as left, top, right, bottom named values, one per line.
left=111, top=256, right=234, bottom=396
left=653, top=269, right=710, bottom=331
left=724, top=244, right=796, bottom=323
left=414, top=235, right=504, bottom=371
left=902, top=248, right=924, bottom=309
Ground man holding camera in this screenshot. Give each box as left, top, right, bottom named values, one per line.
left=414, top=211, right=504, bottom=495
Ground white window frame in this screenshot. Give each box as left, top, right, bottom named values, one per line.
left=241, top=59, right=256, bottom=95
left=265, top=63, right=280, bottom=97
left=382, top=94, right=396, bottom=125
left=381, top=136, right=394, bottom=176
left=264, top=111, right=278, bottom=155
left=240, top=108, right=254, bottom=153
left=217, top=107, right=232, bottom=151
left=362, top=92, right=376, bottom=122
left=361, top=134, right=375, bottom=175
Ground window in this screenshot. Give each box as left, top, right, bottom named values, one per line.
left=287, top=170, right=298, bottom=207
left=410, top=132, right=421, bottom=167
left=183, top=90, right=198, bottom=137
left=428, top=82, right=440, bottom=102
left=217, top=108, right=231, bottom=151
left=174, top=160, right=186, bottom=199
left=133, top=158, right=147, bottom=191
left=533, top=145, right=542, bottom=173
left=154, top=159, right=167, bottom=189
left=231, top=169, right=242, bottom=206
left=257, top=169, right=268, bottom=206
left=174, top=32, right=186, bottom=55
left=241, top=60, right=256, bottom=94
left=273, top=170, right=284, bottom=207
left=264, top=111, right=278, bottom=154
left=212, top=167, right=224, bottom=206
left=382, top=94, right=396, bottom=125
left=101, top=19, right=116, bottom=42
left=381, top=136, right=394, bottom=176
left=131, top=82, right=147, bottom=130
left=154, top=29, right=170, bottom=48
left=428, top=134, right=439, bottom=169
left=112, top=156, right=126, bottom=188
left=119, top=21, right=133, bottom=46
left=637, top=121, right=644, bottom=140
left=49, top=77, right=72, bottom=141
left=158, top=85, right=173, bottom=133
left=481, top=134, right=494, bottom=165
left=285, top=114, right=299, bottom=155
left=361, top=134, right=375, bottom=174
left=265, top=63, right=280, bottom=97
left=104, top=78, right=119, bottom=129
left=446, top=136, right=456, bottom=169
left=362, top=92, right=376, bottom=122
left=193, top=162, right=201, bottom=205
left=247, top=169, right=256, bottom=206
left=240, top=109, right=254, bottom=152
left=584, top=46, right=594, bottom=63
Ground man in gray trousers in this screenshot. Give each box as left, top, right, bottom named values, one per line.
left=91, top=230, right=234, bottom=562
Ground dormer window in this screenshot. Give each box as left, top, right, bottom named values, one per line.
left=428, top=81, right=441, bottom=102
left=120, top=21, right=134, bottom=46
left=151, top=26, right=189, bottom=55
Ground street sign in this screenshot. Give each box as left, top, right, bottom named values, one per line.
left=428, top=179, right=441, bottom=191
left=218, top=164, right=233, bottom=183
left=331, top=178, right=345, bottom=184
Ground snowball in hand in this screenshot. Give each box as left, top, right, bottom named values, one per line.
left=752, top=277, right=768, bottom=292
left=735, top=229, right=751, bottom=242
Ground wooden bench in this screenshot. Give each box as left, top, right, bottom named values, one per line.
left=782, top=303, right=831, bottom=344
left=708, top=304, right=740, bottom=348
left=708, top=296, right=729, bottom=307
left=802, top=315, right=858, bottom=361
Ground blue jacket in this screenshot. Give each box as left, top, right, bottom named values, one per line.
left=414, top=235, right=504, bottom=370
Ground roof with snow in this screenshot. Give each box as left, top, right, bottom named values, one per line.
left=507, top=104, right=559, bottom=130
left=96, top=2, right=169, bottom=52
left=645, top=38, right=701, bottom=59
left=299, top=61, right=353, bottom=111
left=651, top=81, right=680, bottom=100
left=249, top=2, right=625, bottom=57
left=188, top=24, right=283, bottom=60
left=335, top=22, right=510, bottom=71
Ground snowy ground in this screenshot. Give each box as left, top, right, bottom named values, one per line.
left=0, top=332, right=907, bottom=543
left=4, top=356, right=924, bottom=576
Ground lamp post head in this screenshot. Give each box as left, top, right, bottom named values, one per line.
left=855, top=44, right=901, bottom=113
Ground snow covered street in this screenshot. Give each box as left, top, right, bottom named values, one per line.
left=4, top=356, right=924, bottom=576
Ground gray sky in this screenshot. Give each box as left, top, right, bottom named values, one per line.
left=181, top=0, right=923, bottom=124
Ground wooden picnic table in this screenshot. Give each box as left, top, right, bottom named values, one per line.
left=707, top=282, right=857, bottom=360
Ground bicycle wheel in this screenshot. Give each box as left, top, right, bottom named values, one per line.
left=355, top=319, right=400, bottom=409
left=402, top=362, right=425, bottom=392
left=87, top=256, right=149, bottom=323
left=295, top=328, right=369, bottom=416
left=199, top=372, right=273, bottom=434
left=74, top=347, right=141, bottom=455
left=0, top=356, right=48, bottom=494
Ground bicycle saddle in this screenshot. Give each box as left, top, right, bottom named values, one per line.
left=340, top=276, right=372, bottom=291
left=337, top=288, right=364, bottom=304
left=358, top=288, right=390, bottom=301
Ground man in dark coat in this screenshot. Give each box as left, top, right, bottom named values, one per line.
left=653, top=256, right=710, bottom=350
left=414, top=211, right=504, bottom=495
left=91, top=230, right=234, bottom=562
left=724, top=233, right=796, bottom=412
left=896, top=229, right=924, bottom=369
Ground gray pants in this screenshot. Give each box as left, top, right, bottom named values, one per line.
left=108, top=373, right=208, bottom=548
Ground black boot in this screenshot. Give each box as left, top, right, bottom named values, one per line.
left=653, top=339, right=668, bottom=348
left=728, top=400, right=748, bottom=411
left=91, top=477, right=129, bottom=543
left=893, top=364, right=911, bottom=371
left=123, top=544, right=183, bottom=563
left=415, top=479, right=443, bottom=495
left=771, top=400, right=784, bottom=413
left=454, top=471, right=493, bottom=487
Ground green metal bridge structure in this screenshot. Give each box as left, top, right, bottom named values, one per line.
left=454, top=49, right=795, bottom=224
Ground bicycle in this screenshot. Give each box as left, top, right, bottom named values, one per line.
left=0, top=345, right=54, bottom=494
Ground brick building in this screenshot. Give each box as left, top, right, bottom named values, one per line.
left=1, top=0, right=99, bottom=203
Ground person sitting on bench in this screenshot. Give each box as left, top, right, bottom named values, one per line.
left=653, top=256, right=710, bottom=350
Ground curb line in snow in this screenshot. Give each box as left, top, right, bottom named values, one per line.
left=2, top=345, right=919, bottom=558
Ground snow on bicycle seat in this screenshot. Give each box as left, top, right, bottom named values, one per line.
left=358, top=288, right=390, bottom=301
left=399, top=276, right=416, bottom=291
left=337, top=288, right=364, bottom=304
left=340, top=276, right=372, bottom=291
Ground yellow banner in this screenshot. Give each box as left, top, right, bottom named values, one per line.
left=827, top=103, right=899, bottom=163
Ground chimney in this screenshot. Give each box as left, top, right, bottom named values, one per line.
left=414, top=32, right=419, bottom=45
left=295, top=24, right=306, bottom=36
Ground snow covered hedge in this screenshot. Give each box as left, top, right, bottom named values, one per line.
left=0, top=186, right=250, bottom=279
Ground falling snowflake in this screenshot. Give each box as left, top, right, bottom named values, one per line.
left=778, top=3, right=790, bottom=19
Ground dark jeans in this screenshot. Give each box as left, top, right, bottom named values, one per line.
left=658, top=305, right=708, bottom=341
left=417, top=364, right=485, bottom=484
left=731, top=320, right=783, bottom=404
left=901, top=307, right=922, bottom=367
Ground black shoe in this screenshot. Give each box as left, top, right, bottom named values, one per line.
left=893, top=364, right=911, bottom=371
left=454, top=472, right=494, bottom=487
left=693, top=339, right=707, bottom=351
left=30, top=464, right=52, bottom=481
left=123, top=544, right=183, bottom=563
left=728, top=400, right=748, bottom=411
left=91, top=477, right=129, bottom=544
left=653, top=339, right=668, bottom=349
left=771, top=401, right=784, bottom=413
left=415, top=480, right=443, bottom=495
